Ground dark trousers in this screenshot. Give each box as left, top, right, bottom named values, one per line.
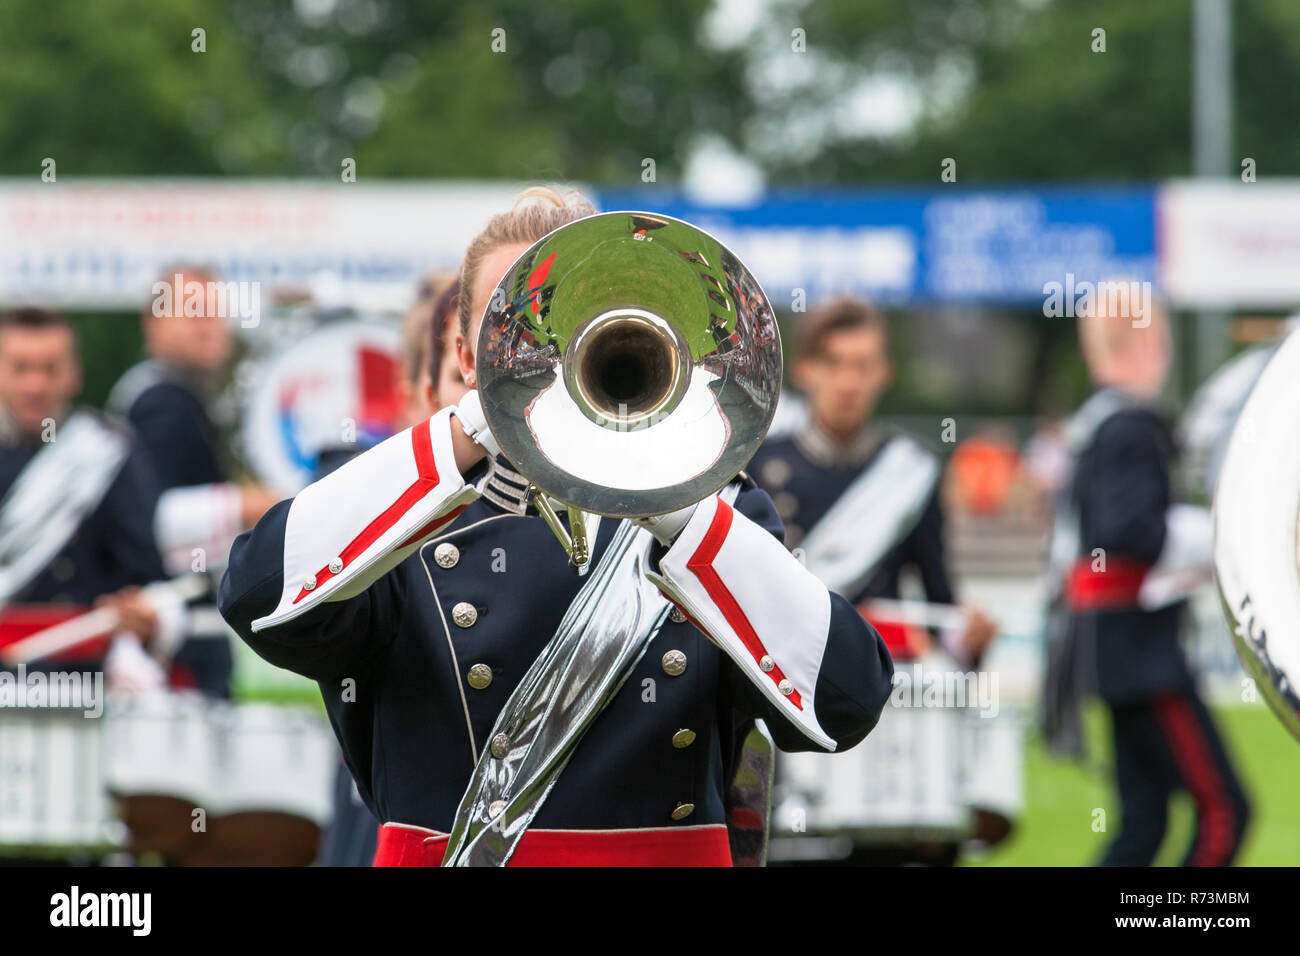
left=1100, top=689, right=1250, bottom=867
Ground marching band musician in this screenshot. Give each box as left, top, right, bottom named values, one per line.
left=108, top=267, right=278, bottom=698
left=749, top=299, right=996, bottom=667
left=748, top=299, right=996, bottom=866
left=394, top=275, right=467, bottom=427
left=1046, top=295, right=1250, bottom=866
left=428, top=278, right=470, bottom=410
left=0, top=308, right=168, bottom=672
left=219, top=188, right=895, bottom=867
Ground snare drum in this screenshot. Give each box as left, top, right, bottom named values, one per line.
left=193, top=702, right=336, bottom=866
left=210, top=702, right=335, bottom=824
left=0, top=707, right=114, bottom=852
left=103, top=690, right=218, bottom=858
left=774, top=704, right=969, bottom=845
left=104, top=692, right=336, bottom=864
left=103, top=690, right=216, bottom=805
left=958, top=708, right=1026, bottom=826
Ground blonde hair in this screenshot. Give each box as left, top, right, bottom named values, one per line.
left=1077, top=276, right=1166, bottom=365
left=458, top=186, right=597, bottom=335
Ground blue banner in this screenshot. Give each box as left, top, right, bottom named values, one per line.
left=592, top=187, right=1157, bottom=309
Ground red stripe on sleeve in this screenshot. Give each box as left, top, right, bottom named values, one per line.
left=684, top=499, right=803, bottom=709
left=292, top=423, right=447, bottom=604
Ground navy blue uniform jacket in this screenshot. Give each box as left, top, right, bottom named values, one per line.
left=749, top=433, right=953, bottom=608
left=1073, top=405, right=1193, bottom=703
left=219, top=471, right=893, bottom=834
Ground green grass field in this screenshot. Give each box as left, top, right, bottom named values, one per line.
left=968, top=701, right=1300, bottom=866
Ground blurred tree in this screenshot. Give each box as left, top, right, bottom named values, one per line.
left=0, top=0, right=279, bottom=175
left=0, top=0, right=746, bottom=183
left=741, top=0, right=1300, bottom=183
left=4, top=0, right=1296, bottom=187
left=347, top=1, right=750, bottom=183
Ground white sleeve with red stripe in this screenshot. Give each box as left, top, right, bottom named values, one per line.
left=250, top=407, right=478, bottom=633
left=646, top=493, right=837, bottom=751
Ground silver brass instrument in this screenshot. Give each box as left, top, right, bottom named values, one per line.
left=1213, top=327, right=1300, bottom=742
left=476, top=211, right=781, bottom=563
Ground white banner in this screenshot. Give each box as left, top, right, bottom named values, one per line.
left=0, top=179, right=542, bottom=310
left=1160, top=180, right=1300, bottom=309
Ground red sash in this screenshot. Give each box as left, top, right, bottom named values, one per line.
left=861, top=615, right=912, bottom=659
left=1065, top=557, right=1150, bottom=610
left=373, top=822, right=733, bottom=867
left=0, top=605, right=109, bottom=662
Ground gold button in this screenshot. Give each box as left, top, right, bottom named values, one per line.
left=779, top=679, right=794, bottom=696
left=661, top=650, right=687, bottom=677
left=488, top=799, right=507, bottom=817
left=671, top=802, right=695, bottom=821
left=467, top=664, right=493, bottom=689
left=759, top=655, right=775, bottom=672
left=669, top=606, right=687, bottom=624
left=490, top=733, right=510, bottom=759
left=671, top=729, right=696, bottom=749
left=452, top=601, right=478, bottom=628
left=434, top=542, right=460, bottom=569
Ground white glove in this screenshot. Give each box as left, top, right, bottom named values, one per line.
left=452, top=389, right=501, bottom=460
left=104, top=634, right=168, bottom=693
left=633, top=502, right=699, bottom=546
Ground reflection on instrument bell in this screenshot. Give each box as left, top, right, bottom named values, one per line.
left=475, top=211, right=782, bottom=563
left=1213, top=327, right=1300, bottom=743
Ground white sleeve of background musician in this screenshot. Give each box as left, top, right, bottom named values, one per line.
left=645, top=493, right=837, bottom=751
left=154, top=482, right=244, bottom=577
left=251, top=407, right=480, bottom=632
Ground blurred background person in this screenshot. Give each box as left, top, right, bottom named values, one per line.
left=751, top=299, right=995, bottom=667
left=1045, top=295, right=1250, bottom=866
left=395, top=273, right=447, bottom=428
left=108, top=266, right=279, bottom=699
left=750, top=298, right=996, bottom=866
left=428, top=278, right=468, bottom=412
left=0, top=308, right=166, bottom=672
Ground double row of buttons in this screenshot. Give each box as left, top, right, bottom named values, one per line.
left=438, top=535, right=700, bottom=823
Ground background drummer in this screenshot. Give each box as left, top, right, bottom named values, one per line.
left=107, top=266, right=279, bottom=699
left=750, top=300, right=996, bottom=666
left=750, top=299, right=1000, bottom=866
left=0, top=307, right=167, bottom=672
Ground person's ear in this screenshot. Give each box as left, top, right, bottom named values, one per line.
left=455, top=332, right=476, bottom=389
